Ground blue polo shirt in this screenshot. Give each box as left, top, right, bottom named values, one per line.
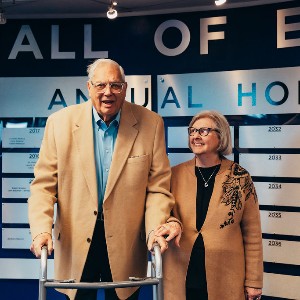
left=92, top=107, right=120, bottom=212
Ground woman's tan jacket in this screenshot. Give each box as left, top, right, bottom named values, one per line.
left=163, top=158, right=263, bottom=300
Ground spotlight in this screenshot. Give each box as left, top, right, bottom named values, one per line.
left=0, top=11, right=6, bottom=24
left=107, top=1, right=118, bottom=20
left=215, top=0, right=226, bottom=5
left=0, top=0, right=6, bottom=25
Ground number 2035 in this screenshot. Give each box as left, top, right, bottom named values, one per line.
left=268, top=211, right=282, bottom=218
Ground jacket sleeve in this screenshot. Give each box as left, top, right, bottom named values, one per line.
left=144, top=116, right=175, bottom=237
left=28, top=115, right=57, bottom=240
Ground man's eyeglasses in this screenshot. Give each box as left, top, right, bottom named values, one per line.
left=188, top=127, right=220, bottom=137
left=90, top=81, right=125, bottom=94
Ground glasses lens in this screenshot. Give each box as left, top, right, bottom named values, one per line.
left=93, top=82, right=123, bottom=93
left=110, top=83, right=123, bottom=93
left=95, top=83, right=107, bottom=91
left=199, top=128, right=210, bottom=136
left=188, top=127, right=195, bottom=136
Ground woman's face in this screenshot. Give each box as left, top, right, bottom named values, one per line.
left=188, top=117, right=220, bottom=157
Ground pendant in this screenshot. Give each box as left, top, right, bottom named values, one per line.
left=204, top=182, right=208, bottom=187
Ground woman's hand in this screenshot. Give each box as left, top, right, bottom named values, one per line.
left=155, top=222, right=182, bottom=247
left=147, top=221, right=182, bottom=253
left=147, top=233, right=170, bottom=253
left=245, top=287, right=262, bottom=300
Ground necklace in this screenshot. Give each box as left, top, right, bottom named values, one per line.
left=197, top=165, right=219, bottom=188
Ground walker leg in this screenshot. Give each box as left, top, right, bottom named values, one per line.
left=151, top=260, right=157, bottom=300
left=39, top=246, right=48, bottom=300
left=157, top=278, right=163, bottom=300
left=152, top=244, right=163, bottom=300
left=39, top=279, right=47, bottom=300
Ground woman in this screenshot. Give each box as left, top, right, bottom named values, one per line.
left=157, top=111, right=263, bottom=300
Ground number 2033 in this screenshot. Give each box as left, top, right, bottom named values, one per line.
left=268, top=240, right=282, bottom=247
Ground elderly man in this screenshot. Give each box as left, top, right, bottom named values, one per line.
left=28, top=59, right=181, bottom=300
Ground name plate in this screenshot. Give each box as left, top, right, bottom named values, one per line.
left=239, top=125, right=300, bottom=148
left=263, top=239, right=300, bottom=265
left=2, top=203, right=29, bottom=224
left=2, top=203, right=57, bottom=224
left=2, top=228, right=31, bottom=249
left=168, top=126, right=234, bottom=148
left=2, top=128, right=44, bottom=148
left=168, top=153, right=194, bottom=167
left=263, top=273, right=300, bottom=299
left=2, top=178, right=33, bottom=199
left=260, top=210, right=300, bottom=236
left=239, top=153, right=300, bottom=177
left=0, top=258, right=54, bottom=279
left=2, top=153, right=39, bottom=173
left=255, top=182, right=300, bottom=207
left=168, top=127, right=189, bottom=148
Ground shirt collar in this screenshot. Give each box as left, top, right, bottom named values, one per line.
left=92, top=106, right=121, bottom=129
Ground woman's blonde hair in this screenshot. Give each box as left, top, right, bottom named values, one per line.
left=189, top=110, right=232, bottom=156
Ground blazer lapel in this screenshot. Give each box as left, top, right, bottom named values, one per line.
left=104, top=101, right=138, bottom=201
left=72, top=100, right=98, bottom=207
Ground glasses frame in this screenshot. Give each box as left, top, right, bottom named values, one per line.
left=90, top=81, right=126, bottom=94
left=188, top=127, right=220, bottom=137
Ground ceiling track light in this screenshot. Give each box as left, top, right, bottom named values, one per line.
left=107, top=1, right=118, bottom=20
left=215, top=0, right=226, bottom=5
left=0, top=11, right=6, bottom=24
left=0, top=0, right=6, bottom=25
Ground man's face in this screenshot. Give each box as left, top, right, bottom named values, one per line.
left=87, top=63, right=127, bottom=124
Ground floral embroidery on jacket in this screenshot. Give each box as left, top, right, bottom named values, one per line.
left=220, top=164, right=257, bottom=229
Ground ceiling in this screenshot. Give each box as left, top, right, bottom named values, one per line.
left=0, top=0, right=295, bottom=20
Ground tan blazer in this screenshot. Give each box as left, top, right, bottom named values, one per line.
left=163, top=158, right=263, bottom=300
left=28, top=100, right=174, bottom=300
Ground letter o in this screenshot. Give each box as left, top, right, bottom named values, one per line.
left=154, top=20, right=190, bottom=56
left=265, top=81, right=289, bottom=106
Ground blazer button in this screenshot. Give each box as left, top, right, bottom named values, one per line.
left=94, top=211, right=97, bottom=216
left=87, top=238, right=91, bottom=243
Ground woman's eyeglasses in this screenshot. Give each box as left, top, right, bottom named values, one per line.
left=188, top=127, right=220, bottom=137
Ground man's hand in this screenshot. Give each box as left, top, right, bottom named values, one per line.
left=147, top=221, right=182, bottom=253
left=30, top=232, right=53, bottom=258
left=147, top=233, right=169, bottom=253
